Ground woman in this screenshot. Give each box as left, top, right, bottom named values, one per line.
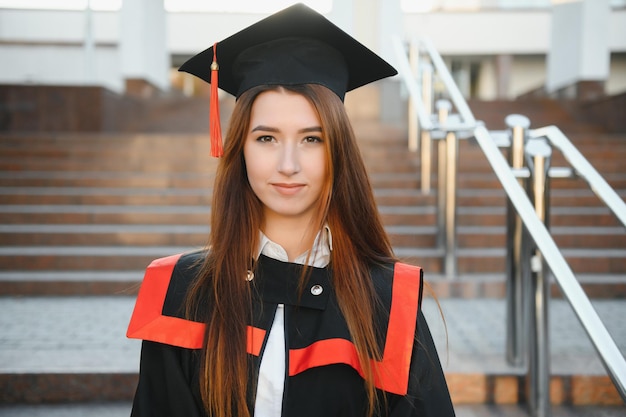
left=127, top=3, right=455, bottom=417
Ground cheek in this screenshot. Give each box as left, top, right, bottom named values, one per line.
left=243, top=144, right=259, bottom=182
left=306, top=151, right=329, bottom=185
left=244, top=147, right=274, bottom=191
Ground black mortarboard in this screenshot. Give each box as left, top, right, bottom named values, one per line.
left=178, top=2, right=397, bottom=157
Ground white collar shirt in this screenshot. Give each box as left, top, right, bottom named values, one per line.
left=253, top=226, right=332, bottom=417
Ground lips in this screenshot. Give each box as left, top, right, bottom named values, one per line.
left=272, top=183, right=305, bottom=196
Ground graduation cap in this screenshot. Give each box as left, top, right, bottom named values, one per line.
left=179, top=2, right=398, bottom=157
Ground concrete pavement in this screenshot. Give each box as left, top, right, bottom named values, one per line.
left=1, top=296, right=624, bottom=376
left=1, top=295, right=625, bottom=414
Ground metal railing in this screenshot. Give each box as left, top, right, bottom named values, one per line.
left=392, top=37, right=476, bottom=277
left=392, top=35, right=626, bottom=416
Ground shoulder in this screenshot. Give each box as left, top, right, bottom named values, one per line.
left=365, top=261, right=424, bottom=395
left=147, top=250, right=205, bottom=275
left=126, top=250, right=208, bottom=349
left=369, top=261, right=423, bottom=310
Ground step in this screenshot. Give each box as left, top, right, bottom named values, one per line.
left=1, top=403, right=624, bottom=417
left=0, top=189, right=439, bottom=207
left=0, top=402, right=134, bottom=417
left=0, top=246, right=196, bottom=271
left=455, top=188, right=626, bottom=207
left=0, top=186, right=623, bottom=208
left=0, top=158, right=219, bottom=174
left=0, top=271, right=141, bottom=296
left=0, top=246, right=447, bottom=272
left=424, top=273, right=626, bottom=299
left=3, top=270, right=625, bottom=298
left=397, top=247, right=626, bottom=274
left=0, top=170, right=588, bottom=191
left=455, top=226, right=626, bottom=248
left=0, top=204, right=451, bottom=227
left=6, top=170, right=626, bottom=192
left=0, top=210, right=213, bottom=225
left=0, top=296, right=623, bottom=406
left=6, top=139, right=620, bottom=161
left=459, top=206, right=624, bottom=228
left=0, top=189, right=438, bottom=207
left=0, top=224, right=439, bottom=248
left=0, top=171, right=217, bottom=189
left=0, top=241, right=622, bottom=275
left=2, top=224, right=623, bottom=249
left=0, top=224, right=211, bottom=246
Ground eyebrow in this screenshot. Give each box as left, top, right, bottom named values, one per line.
left=250, top=125, right=323, bottom=134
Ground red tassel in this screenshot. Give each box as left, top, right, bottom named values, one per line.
left=209, top=43, right=223, bottom=158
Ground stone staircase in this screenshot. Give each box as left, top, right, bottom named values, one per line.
left=0, top=97, right=624, bottom=413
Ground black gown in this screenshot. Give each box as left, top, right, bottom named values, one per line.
left=127, top=251, right=456, bottom=417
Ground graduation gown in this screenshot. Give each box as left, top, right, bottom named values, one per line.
left=127, top=251, right=455, bottom=417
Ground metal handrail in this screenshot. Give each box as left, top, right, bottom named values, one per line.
left=391, top=36, right=433, bottom=131
left=531, top=126, right=626, bottom=228
left=419, top=38, right=476, bottom=126
left=393, top=35, right=626, bottom=412
left=393, top=36, right=482, bottom=277
left=474, top=125, right=626, bottom=401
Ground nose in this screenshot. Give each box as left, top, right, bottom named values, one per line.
left=277, top=142, right=300, bottom=176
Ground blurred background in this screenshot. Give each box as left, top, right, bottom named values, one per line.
left=0, top=0, right=625, bottom=129
left=0, top=1, right=625, bottom=416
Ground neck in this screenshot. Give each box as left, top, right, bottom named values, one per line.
left=262, top=216, right=319, bottom=262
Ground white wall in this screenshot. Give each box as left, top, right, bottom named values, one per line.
left=546, top=0, right=611, bottom=93
left=1, top=6, right=625, bottom=95
left=167, top=12, right=261, bottom=55
left=402, top=10, right=551, bottom=55
left=402, top=8, right=626, bottom=55
left=0, top=44, right=123, bottom=91
left=0, top=8, right=118, bottom=42
left=473, top=55, right=547, bottom=100
left=120, top=0, right=169, bottom=90
left=609, top=8, right=626, bottom=50
left=0, top=9, right=122, bottom=91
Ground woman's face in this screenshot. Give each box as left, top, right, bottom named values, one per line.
left=243, top=89, right=328, bottom=228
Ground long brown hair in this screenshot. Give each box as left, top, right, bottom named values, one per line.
left=186, top=84, right=396, bottom=417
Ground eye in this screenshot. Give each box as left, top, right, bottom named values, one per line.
left=256, top=135, right=275, bottom=143
left=303, top=136, right=323, bottom=144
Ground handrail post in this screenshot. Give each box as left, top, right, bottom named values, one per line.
left=408, top=39, right=419, bottom=153
left=436, top=100, right=449, bottom=250
left=436, top=99, right=458, bottom=277
left=421, top=62, right=434, bottom=193
left=505, top=114, right=531, bottom=367
left=525, top=138, right=553, bottom=417
left=445, top=128, right=459, bottom=277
